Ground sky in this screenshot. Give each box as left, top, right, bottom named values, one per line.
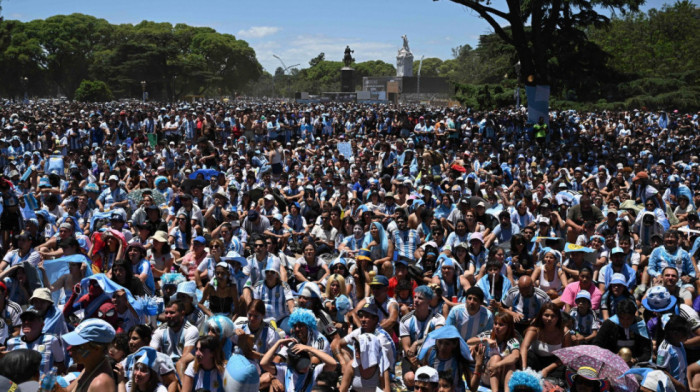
left=2, top=0, right=671, bottom=75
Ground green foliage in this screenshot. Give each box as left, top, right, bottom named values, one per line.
left=590, top=1, right=700, bottom=79
left=74, top=79, right=114, bottom=102
left=0, top=14, right=262, bottom=100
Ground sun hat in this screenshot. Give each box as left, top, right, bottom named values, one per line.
left=62, top=318, right=116, bottom=346
left=151, top=231, right=168, bottom=243
left=29, top=288, right=53, bottom=304
left=566, top=366, right=610, bottom=390
left=642, top=286, right=677, bottom=312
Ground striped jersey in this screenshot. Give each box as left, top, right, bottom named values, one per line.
left=185, top=361, right=226, bottom=392
left=399, top=310, right=445, bottom=341
left=501, top=287, right=551, bottom=321
left=252, top=281, right=293, bottom=322
left=6, top=333, right=64, bottom=376
left=392, top=229, right=420, bottom=261
left=445, top=304, right=493, bottom=340
left=656, top=340, right=687, bottom=385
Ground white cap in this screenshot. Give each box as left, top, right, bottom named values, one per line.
left=415, top=366, right=439, bottom=383
left=108, top=175, right=119, bottom=182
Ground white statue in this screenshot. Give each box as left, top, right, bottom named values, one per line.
left=397, top=35, right=413, bottom=77
left=402, top=35, right=410, bottom=52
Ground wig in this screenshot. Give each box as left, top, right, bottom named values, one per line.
left=288, top=308, right=317, bottom=331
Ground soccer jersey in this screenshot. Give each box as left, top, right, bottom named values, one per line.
left=399, top=310, right=445, bottom=341
left=657, top=340, right=687, bottom=385
left=232, top=319, right=279, bottom=355
left=6, top=333, right=64, bottom=376
left=185, top=362, right=225, bottom=392
left=150, top=321, right=199, bottom=362
left=252, top=281, right=293, bottom=322
left=570, top=308, right=601, bottom=336
left=392, top=229, right=421, bottom=261
left=501, top=287, right=551, bottom=321
left=445, top=304, right=493, bottom=340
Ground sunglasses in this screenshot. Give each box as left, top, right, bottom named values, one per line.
left=254, top=244, right=265, bottom=248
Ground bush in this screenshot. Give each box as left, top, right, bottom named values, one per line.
left=74, top=80, right=114, bottom=102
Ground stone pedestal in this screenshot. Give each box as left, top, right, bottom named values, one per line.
left=396, top=49, right=413, bottom=77
left=341, top=67, right=355, bottom=92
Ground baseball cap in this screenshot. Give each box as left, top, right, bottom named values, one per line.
left=248, top=210, right=260, bottom=221
left=108, top=175, right=119, bottom=182
left=369, top=275, right=389, bottom=286
left=62, top=318, right=116, bottom=346
left=575, top=291, right=591, bottom=303
left=19, top=308, right=42, bottom=321
left=263, top=194, right=274, bottom=201
left=193, top=236, right=207, bottom=245
left=415, top=366, right=439, bottom=383
left=110, top=212, right=125, bottom=221
left=358, top=303, right=379, bottom=317
left=610, top=273, right=627, bottom=287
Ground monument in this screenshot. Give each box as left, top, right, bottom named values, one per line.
left=396, top=35, right=413, bottom=77
left=340, top=46, right=355, bottom=92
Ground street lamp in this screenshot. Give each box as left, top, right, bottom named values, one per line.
left=141, top=81, right=147, bottom=103
left=272, top=54, right=300, bottom=97
left=417, top=55, right=425, bottom=96
left=22, top=77, right=28, bottom=102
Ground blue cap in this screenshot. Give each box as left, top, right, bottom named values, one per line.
left=610, top=273, right=627, bottom=287
left=193, top=236, right=207, bottom=244
left=369, top=275, right=389, bottom=286
left=334, top=295, right=352, bottom=322
left=575, top=291, right=591, bottom=302
left=611, top=247, right=625, bottom=255
left=62, top=318, right=116, bottom=346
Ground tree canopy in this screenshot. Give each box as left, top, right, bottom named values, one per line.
left=0, top=14, right=262, bottom=100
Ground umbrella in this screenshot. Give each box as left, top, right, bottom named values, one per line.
left=247, top=188, right=264, bottom=204
left=127, top=188, right=166, bottom=206
left=189, top=169, right=219, bottom=180
left=181, top=179, right=208, bottom=194
left=553, top=345, right=639, bottom=391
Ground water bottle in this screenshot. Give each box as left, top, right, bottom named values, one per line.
left=40, top=367, right=57, bottom=392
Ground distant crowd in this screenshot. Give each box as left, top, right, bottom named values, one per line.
left=0, top=99, right=698, bottom=392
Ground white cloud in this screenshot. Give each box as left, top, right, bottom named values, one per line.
left=237, top=26, right=281, bottom=39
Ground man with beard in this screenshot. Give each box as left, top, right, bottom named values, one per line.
left=150, top=299, right=199, bottom=377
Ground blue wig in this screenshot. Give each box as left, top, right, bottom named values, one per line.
left=289, top=308, right=317, bottom=331
left=414, top=285, right=434, bottom=300
left=508, top=369, right=543, bottom=392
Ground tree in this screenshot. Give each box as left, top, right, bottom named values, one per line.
left=74, top=79, right=113, bottom=101
left=441, top=0, right=642, bottom=114
left=309, top=52, right=325, bottom=67
left=412, top=57, right=443, bottom=77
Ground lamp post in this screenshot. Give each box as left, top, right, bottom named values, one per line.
left=417, top=55, right=425, bottom=96
left=272, top=54, right=299, bottom=97
left=22, top=77, right=28, bottom=103
left=141, top=80, right=147, bottom=103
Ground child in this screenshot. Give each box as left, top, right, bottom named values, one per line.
left=656, top=314, right=690, bottom=389
left=438, top=370, right=455, bottom=392
left=396, top=279, right=415, bottom=316
left=569, top=291, right=600, bottom=345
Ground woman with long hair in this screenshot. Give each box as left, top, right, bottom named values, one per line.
left=520, top=302, right=571, bottom=379
left=147, top=231, right=175, bottom=280
left=363, top=221, right=394, bottom=276
left=168, top=212, right=194, bottom=257
left=468, top=312, right=521, bottom=392
left=198, top=262, right=239, bottom=317
left=182, top=336, right=227, bottom=392
left=126, top=243, right=155, bottom=295
left=293, top=242, right=330, bottom=287
left=509, top=234, right=534, bottom=279
left=531, top=248, right=568, bottom=300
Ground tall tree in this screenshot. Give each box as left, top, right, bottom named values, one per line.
left=440, top=0, right=643, bottom=112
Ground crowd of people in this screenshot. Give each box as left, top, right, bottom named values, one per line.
left=0, top=99, right=698, bottom=392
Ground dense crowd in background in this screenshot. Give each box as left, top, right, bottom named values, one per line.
left=0, top=99, right=698, bottom=392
